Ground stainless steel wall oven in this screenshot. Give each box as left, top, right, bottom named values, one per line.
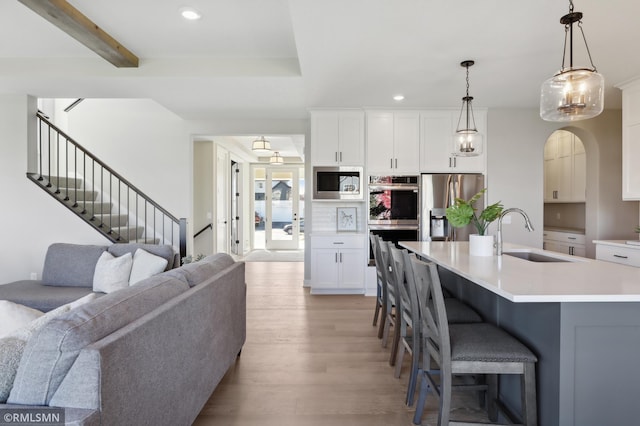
left=368, top=175, right=420, bottom=260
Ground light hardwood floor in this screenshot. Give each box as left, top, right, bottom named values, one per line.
left=193, top=261, right=486, bottom=426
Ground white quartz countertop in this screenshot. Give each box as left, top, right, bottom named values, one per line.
left=399, top=241, right=640, bottom=303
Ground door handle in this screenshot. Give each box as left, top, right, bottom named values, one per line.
left=395, top=158, right=398, bottom=168
left=335, top=253, right=338, bottom=263
left=340, top=253, right=343, bottom=263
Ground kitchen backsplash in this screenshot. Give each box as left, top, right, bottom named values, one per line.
left=311, top=202, right=365, bottom=233
left=544, top=202, right=586, bottom=230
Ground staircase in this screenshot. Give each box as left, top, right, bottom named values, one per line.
left=28, top=112, right=186, bottom=257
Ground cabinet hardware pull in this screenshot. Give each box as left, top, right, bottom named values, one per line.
left=614, top=254, right=629, bottom=259
left=333, top=242, right=344, bottom=244
left=335, top=152, right=338, bottom=162
left=335, top=253, right=338, bottom=263
left=568, top=237, right=576, bottom=240
left=453, top=157, right=457, bottom=167
left=449, top=157, right=452, bottom=168
left=340, top=253, right=343, bottom=262
left=395, top=158, right=398, bottom=168
left=390, top=158, right=393, bottom=169
left=340, top=152, right=343, bottom=162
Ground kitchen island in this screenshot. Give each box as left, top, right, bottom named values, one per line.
left=400, top=241, right=640, bottom=426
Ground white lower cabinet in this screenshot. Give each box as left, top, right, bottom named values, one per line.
left=595, top=241, right=640, bottom=267
left=543, top=230, right=586, bottom=257
left=311, top=234, right=366, bottom=294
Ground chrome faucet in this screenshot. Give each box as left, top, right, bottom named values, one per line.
left=496, top=208, right=535, bottom=255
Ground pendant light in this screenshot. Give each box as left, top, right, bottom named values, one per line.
left=453, top=60, right=483, bottom=157
left=269, top=151, right=284, bottom=165
left=540, top=0, right=604, bottom=122
left=252, top=136, right=271, bottom=152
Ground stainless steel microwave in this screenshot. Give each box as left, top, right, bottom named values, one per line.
left=313, top=166, right=363, bottom=200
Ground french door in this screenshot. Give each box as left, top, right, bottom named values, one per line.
left=265, top=167, right=300, bottom=250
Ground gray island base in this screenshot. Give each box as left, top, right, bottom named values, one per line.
left=400, top=241, right=640, bottom=426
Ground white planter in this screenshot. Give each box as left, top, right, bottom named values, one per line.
left=469, top=234, right=494, bottom=256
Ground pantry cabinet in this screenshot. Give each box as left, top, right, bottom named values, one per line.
left=366, top=111, right=420, bottom=175
left=544, top=130, right=586, bottom=202
left=311, top=110, right=365, bottom=166
left=419, top=110, right=486, bottom=173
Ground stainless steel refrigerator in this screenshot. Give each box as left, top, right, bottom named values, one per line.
left=420, top=173, right=485, bottom=241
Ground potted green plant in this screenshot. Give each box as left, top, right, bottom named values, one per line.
left=446, top=188, right=504, bottom=256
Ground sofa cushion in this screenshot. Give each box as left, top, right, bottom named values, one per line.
left=92, top=252, right=133, bottom=293
left=0, top=293, right=94, bottom=403
left=108, top=244, right=175, bottom=271
left=8, top=274, right=189, bottom=406
left=179, top=253, right=236, bottom=287
left=0, top=337, right=26, bottom=403
left=0, top=281, right=98, bottom=313
left=42, top=243, right=107, bottom=287
left=129, top=249, right=169, bottom=284
left=0, top=301, right=43, bottom=339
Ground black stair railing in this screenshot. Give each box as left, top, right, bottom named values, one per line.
left=27, top=112, right=187, bottom=261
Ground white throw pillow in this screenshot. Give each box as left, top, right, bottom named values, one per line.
left=8, top=304, right=71, bottom=341
left=0, top=301, right=43, bottom=339
left=92, top=251, right=133, bottom=293
left=129, top=249, right=169, bottom=285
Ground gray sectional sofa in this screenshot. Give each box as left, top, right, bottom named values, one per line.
left=0, top=243, right=246, bottom=425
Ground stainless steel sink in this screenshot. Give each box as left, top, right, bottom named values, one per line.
left=503, top=251, right=571, bottom=263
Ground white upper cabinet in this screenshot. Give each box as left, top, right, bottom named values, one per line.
left=419, top=110, right=487, bottom=173
left=620, top=79, right=640, bottom=200
left=543, top=130, right=586, bottom=203
left=366, top=111, right=420, bottom=175
left=311, top=110, right=365, bottom=166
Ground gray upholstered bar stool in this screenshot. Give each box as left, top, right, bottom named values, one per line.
left=408, top=256, right=538, bottom=426
left=391, top=248, right=482, bottom=406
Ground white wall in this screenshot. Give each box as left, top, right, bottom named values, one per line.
left=0, top=95, right=109, bottom=283
left=193, top=141, right=214, bottom=256
left=65, top=99, right=190, bottom=219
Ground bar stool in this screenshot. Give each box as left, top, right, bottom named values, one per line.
left=392, top=248, right=482, bottom=406
left=369, top=233, right=384, bottom=334
left=378, top=239, right=397, bottom=349
left=407, top=256, right=538, bottom=426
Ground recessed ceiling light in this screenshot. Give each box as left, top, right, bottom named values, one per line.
left=180, top=7, right=201, bottom=20
left=393, top=95, right=405, bottom=101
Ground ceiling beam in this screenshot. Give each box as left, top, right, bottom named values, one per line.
left=18, top=0, right=139, bottom=68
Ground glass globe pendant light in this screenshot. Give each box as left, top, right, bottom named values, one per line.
left=540, top=0, right=604, bottom=122
left=453, top=60, right=483, bottom=157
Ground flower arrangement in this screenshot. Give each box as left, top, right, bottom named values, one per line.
left=445, top=188, right=504, bottom=236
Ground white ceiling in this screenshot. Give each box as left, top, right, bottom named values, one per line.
left=0, top=0, right=637, bottom=125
